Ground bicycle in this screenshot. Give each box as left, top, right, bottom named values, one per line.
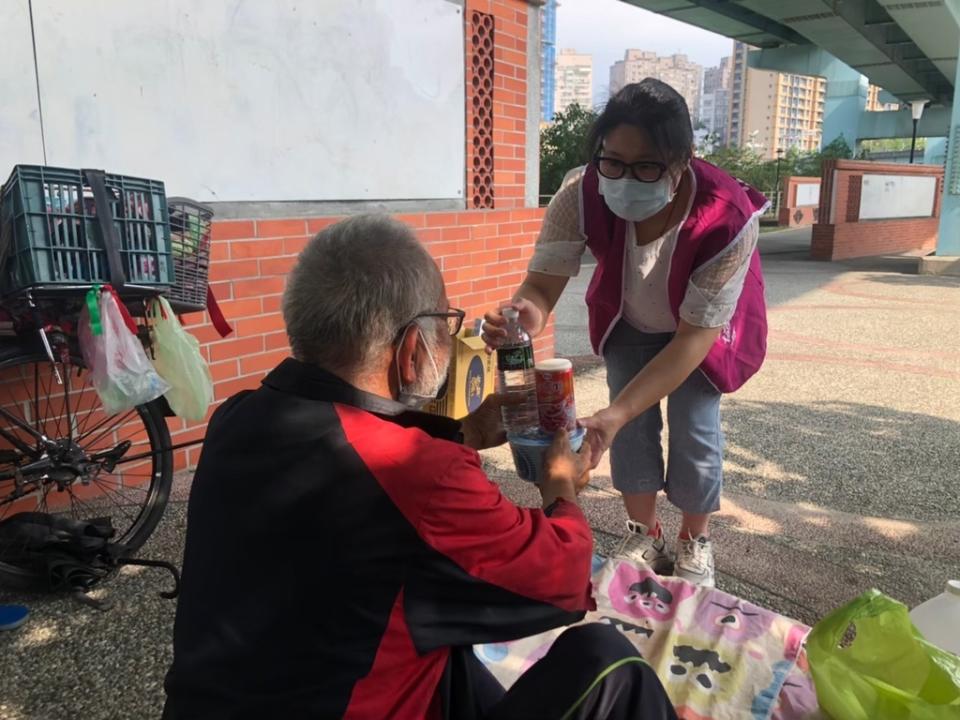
left=0, top=167, right=214, bottom=592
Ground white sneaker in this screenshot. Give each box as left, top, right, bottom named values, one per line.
left=614, top=520, right=671, bottom=574
left=674, top=535, right=715, bottom=587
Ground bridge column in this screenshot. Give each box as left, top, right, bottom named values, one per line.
left=822, top=60, right=868, bottom=150
left=935, top=46, right=960, bottom=257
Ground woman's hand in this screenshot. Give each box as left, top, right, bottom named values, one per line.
left=578, top=406, right=630, bottom=469
left=481, top=298, right=544, bottom=353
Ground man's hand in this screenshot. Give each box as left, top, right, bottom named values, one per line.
left=540, top=430, right=593, bottom=508
left=459, top=393, right=522, bottom=451
left=577, top=406, right=629, bottom=469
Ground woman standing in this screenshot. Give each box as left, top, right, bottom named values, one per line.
left=483, top=79, right=768, bottom=587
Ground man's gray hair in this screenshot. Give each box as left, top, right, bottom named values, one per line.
left=283, top=214, right=444, bottom=372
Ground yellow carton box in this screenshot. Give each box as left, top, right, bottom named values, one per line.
left=427, top=332, right=495, bottom=419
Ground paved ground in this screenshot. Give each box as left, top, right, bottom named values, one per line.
left=2, top=226, right=959, bottom=719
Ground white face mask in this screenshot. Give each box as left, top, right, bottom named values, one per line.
left=599, top=173, right=678, bottom=222
left=395, top=323, right=450, bottom=409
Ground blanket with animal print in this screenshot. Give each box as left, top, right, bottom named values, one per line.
left=475, top=558, right=822, bottom=720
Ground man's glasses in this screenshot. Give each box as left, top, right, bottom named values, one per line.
left=594, top=155, right=667, bottom=183
left=407, top=308, right=466, bottom=337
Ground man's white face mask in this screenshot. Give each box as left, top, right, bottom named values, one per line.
left=395, top=322, right=451, bottom=409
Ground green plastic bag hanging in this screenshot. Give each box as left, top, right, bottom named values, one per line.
left=146, top=296, right=214, bottom=421
left=807, top=589, right=960, bottom=720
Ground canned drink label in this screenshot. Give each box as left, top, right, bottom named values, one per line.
left=498, top=345, right=534, bottom=372
left=536, top=367, right=576, bottom=432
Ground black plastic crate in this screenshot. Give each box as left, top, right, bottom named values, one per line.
left=165, top=197, right=213, bottom=313
left=0, top=165, right=173, bottom=297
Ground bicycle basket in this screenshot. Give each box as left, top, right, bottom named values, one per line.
left=164, top=197, right=213, bottom=313
left=0, top=165, right=173, bottom=298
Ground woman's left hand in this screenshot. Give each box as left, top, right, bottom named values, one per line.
left=578, top=406, right=629, bottom=469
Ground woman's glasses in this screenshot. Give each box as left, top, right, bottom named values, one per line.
left=594, top=156, right=667, bottom=183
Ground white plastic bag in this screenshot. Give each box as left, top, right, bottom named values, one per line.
left=146, top=296, right=214, bottom=421
left=79, top=286, right=170, bottom=414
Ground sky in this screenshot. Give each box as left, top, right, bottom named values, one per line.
left=555, top=0, right=734, bottom=104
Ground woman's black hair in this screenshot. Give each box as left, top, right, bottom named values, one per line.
left=586, top=78, right=694, bottom=168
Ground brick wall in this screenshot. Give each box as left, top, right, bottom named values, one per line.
left=811, top=159, right=943, bottom=261
left=778, top=176, right=820, bottom=228
left=171, top=208, right=551, bottom=470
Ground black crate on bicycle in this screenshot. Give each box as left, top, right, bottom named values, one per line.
left=0, top=165, right=173, bottom=297
left=165, top=197, right=213, bottom=314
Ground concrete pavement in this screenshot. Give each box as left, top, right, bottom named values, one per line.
left=490, top=225, right=960, bottom=624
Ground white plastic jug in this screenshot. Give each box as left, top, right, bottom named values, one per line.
left=909, top=580, right=960, bottom=655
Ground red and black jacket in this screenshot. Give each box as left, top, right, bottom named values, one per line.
left=163, top=358, right=595, bottom=719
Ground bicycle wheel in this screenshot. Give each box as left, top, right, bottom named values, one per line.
left=0, top=345, right=173, bottom=587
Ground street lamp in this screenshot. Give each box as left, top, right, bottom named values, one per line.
left=774, top=147, right=784, bottom=214
left=909, top=100, right=927, bottom=163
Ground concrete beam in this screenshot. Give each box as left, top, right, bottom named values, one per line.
left=829, top=0, right=953, bottom=105
left=857, top=106, right=952, bottom=139
left=877, top=89, right=900, bottom=106
left=748, top=46, right=844, bottom=79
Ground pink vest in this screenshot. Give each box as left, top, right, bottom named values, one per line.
left=580, top=158, right=768, bottom=393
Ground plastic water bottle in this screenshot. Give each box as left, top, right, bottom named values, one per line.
left=497, top=308, right=539, bottom=433
left=909, top=580, right=960, bottom=655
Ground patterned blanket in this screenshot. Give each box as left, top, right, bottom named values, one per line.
left=476, top=558, right=823, bottom=720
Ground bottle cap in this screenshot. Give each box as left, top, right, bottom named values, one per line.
left=535, top=358, right=573, bottom=372
left=946, top=580, right=960, bottom=596
left=502, top=307, right=519, bottom=321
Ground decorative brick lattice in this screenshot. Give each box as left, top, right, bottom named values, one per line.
left=469, top=11, right=495, bottom=209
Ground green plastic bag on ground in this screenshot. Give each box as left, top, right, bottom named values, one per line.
left=807, top=589, right=960, bottom=720
left=147, top=296, right=214, bottom=421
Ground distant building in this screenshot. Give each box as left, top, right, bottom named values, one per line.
left=867, top=84, right=900, bottom=112
left=730, top=41, right=826, bottom=158
left=700, top=88, right=730, bottom=145
left=540, top=0, right=558, bottom=121
left=700, top=56, right=732, bottom=144
left=728, top=42, right=750, bottom=147
left=703, top=56, right=731, bottom=96
left=609, top=50, right=702, bottom=119
left=555, top=49, right=593, bottom=114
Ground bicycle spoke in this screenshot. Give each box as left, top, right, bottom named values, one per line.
left=0, top=375, right=35, bottom=453
left=0, top=354, right=173, bottom=577
left=85, top=480, right=140, bottom=526
left=78, top=408, right=138, bottom=449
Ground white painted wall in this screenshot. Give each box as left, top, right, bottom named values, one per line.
left=795, top=183, right=820, bottom=207
left=1, top=0, right=466, bottom=203
left=860, top=174, right=938, bottom=220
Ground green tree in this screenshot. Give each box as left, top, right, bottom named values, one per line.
left=539, top=103, right=597, bottom=199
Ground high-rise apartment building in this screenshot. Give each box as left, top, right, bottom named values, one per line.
left=703, top=56, right=732, bottom=96
left=729, top=42, right=826, bottom=158
left=728, top=42, right=749, bottom=147
left=700, top=55, right=732, bottom=144
left=609, top=50, right=702, bottom=118
left=867, top=84, right=900, bottom=112
left=554, top=49, right=593, bottom=114
left=540, top=0, right=558, bottom=121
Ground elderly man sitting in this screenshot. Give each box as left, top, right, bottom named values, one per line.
left=162, top=215, right=676, bottom=720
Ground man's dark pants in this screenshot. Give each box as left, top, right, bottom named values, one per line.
left=442, top=623, right=678, bottom=720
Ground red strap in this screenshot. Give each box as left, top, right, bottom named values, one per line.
left=102, top=285, right=139, bottom=335
left=207, top=286, right=234, bottom=338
